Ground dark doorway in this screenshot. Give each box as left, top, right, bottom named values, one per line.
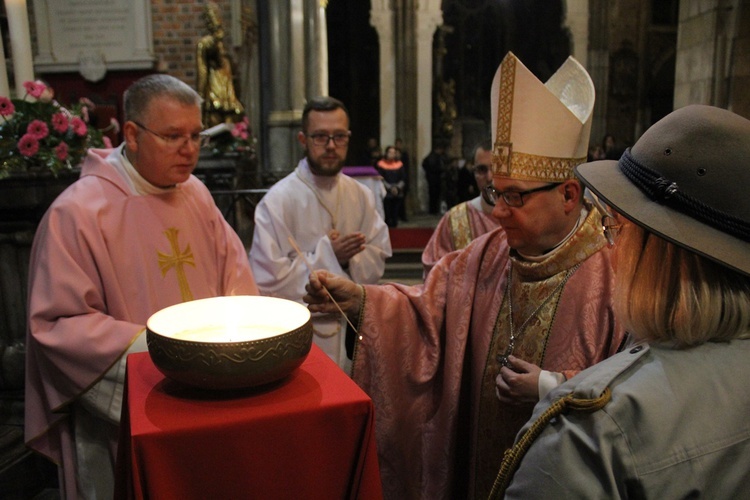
left=326, top=1, right=380, bottom=166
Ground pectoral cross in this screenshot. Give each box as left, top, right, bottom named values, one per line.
left=496, top=340, right=514, bottom=368
left=158, top=227, right=195, bottom=302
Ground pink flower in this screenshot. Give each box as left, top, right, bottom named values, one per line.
left=71, top=117, right=87, bottom=136
left=0, top=97, right=14, bottom=116
left=51, top=112, right=69, bottom=133
left=54, top=142, right=69, bottom=161
left=102, top=136, right=113, bottom=148
left=26, top=119, right=49, bottom=140
left=18, top=134, right=40, bottom=157
left=231, top=122, right=247, bottom=137
left=23, top=81, right=47, bottom=99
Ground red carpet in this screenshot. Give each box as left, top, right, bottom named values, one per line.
left=388, top=227, right=434, bottom=250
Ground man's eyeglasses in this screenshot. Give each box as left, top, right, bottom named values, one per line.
left=482, top=183, right=560, bottom=208
left=602, top=214, right=623, bottom=247
left=133, top=121, right=209, bottom=149
left=306, top=132, right=351, bottom=147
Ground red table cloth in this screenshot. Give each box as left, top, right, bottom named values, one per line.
left=115, top=346, right=382, bottom=499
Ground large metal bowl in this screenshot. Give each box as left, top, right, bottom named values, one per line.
left=146, top=296, right=313, bottom=390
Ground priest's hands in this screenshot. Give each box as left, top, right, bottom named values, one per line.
left=304, top=270, right=363, bottom=322
left=495, top=355, right=541, bottom=405
left=328, top=230, right=366, bottom=269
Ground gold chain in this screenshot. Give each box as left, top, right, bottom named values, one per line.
left=295, top=169, right=341, bottom=229
left=497, top=261, right=582, bottom=367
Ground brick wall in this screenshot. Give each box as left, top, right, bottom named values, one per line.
left=151, top=0, right=235, bottom=88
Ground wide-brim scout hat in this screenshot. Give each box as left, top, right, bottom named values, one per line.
left=576, top=104, right=750, bottom=277
left=490, top=52, right=595, bottom=182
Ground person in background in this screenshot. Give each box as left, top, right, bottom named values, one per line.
left=376, top=145, right=407, bottom=228
left=361, top=136, right=380, bottom=166
left=304, top=52, right=626, bottom=499
left=456, top=157, right=477, bottom=203
left=421, top=139, right=501, bottom=277
left=602, top=133, right=623, bottom=160
left=249, top=96, right=391, bottom=372
left=501, top=104, right=750, bottom=499
left=25, top=74, right=259, bottom=499
left=395, top=137, right=411, bottom=222
left=422, top=141, right=447, bottom=214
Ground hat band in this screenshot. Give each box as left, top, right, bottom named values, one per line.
left=619, top=149, right=750, bottom=242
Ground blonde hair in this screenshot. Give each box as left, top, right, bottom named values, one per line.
left=615, top=223, right=750, bottom=347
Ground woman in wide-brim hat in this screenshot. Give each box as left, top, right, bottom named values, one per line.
left=497, top=105, right=750, bottom=499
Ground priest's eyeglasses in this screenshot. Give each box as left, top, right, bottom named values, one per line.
left=133, top=121, right=210, bottom=149
left=482, top=183, right=560, bottom=208
left=306, top=132, right=351, bottom=147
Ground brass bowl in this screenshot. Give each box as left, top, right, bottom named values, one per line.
left=146, top=296, right=313, bottom=390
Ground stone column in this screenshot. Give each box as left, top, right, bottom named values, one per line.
left=587, top=0, right=610, bottom=146
left=370, top=1, right=396, bottom=147
left=263, top=0, right=331, bottom=175
left=566, top=0, right=590, bottom=67
left=415, top=2, right=443, bottom=211
left=675, top=0, right=744, bottom=111
left=304, top=0, right=329, bottom=98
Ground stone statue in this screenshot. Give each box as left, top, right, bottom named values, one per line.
left=197, top=2, right=244, bottom=127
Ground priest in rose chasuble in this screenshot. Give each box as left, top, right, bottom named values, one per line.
left=25, top=75, right=258, bottom=500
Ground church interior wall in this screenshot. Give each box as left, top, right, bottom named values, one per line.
left=1, top=0, right=749, bottom=494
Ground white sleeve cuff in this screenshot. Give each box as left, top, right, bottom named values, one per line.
left=538, top=370, right=566, bottom=400
left=80, top=329, right=148, bottom=424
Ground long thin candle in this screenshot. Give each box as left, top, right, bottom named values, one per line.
left=5, top=0, right=34, bottom=97
left=287, top=236, right=359, bottom=334
left=0, top=33, right=9, bottom=97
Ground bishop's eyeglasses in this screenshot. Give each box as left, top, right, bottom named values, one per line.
left=133, top=121, right=209, bottom=149
left=306, top=132, right=352, bottom=147
left=481, top=183, right=560, bottom=208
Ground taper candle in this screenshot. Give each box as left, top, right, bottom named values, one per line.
left=4, top=0, right=35, bottom=98
left=0, top=30, right=10, bottom=97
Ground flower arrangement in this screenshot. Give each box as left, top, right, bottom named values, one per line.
left=0, top=81, right=115, bottom=180
left=202, top=116, right=256, bottom=157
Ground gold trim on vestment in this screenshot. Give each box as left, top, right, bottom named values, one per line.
left=447, top=202, right=475, bottom=251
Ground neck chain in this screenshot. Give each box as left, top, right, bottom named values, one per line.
left=497, top=262, right=582, bottom=368
left=296, top=170, right=341, bottom=229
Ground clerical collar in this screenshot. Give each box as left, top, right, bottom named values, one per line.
left=517, top=206, right=589, bottom=262
left=117, top=144, right=178, bottom=196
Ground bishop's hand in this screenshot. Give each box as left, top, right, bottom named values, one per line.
left=304, top=270, right=363, bottom=322
left=495, top=355, right=541, bottom=405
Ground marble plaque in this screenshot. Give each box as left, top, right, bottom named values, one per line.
left=32, top=0, right=154, bottom=77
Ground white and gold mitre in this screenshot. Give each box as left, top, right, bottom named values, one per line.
left=490, top=52, right=595, bottom=182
